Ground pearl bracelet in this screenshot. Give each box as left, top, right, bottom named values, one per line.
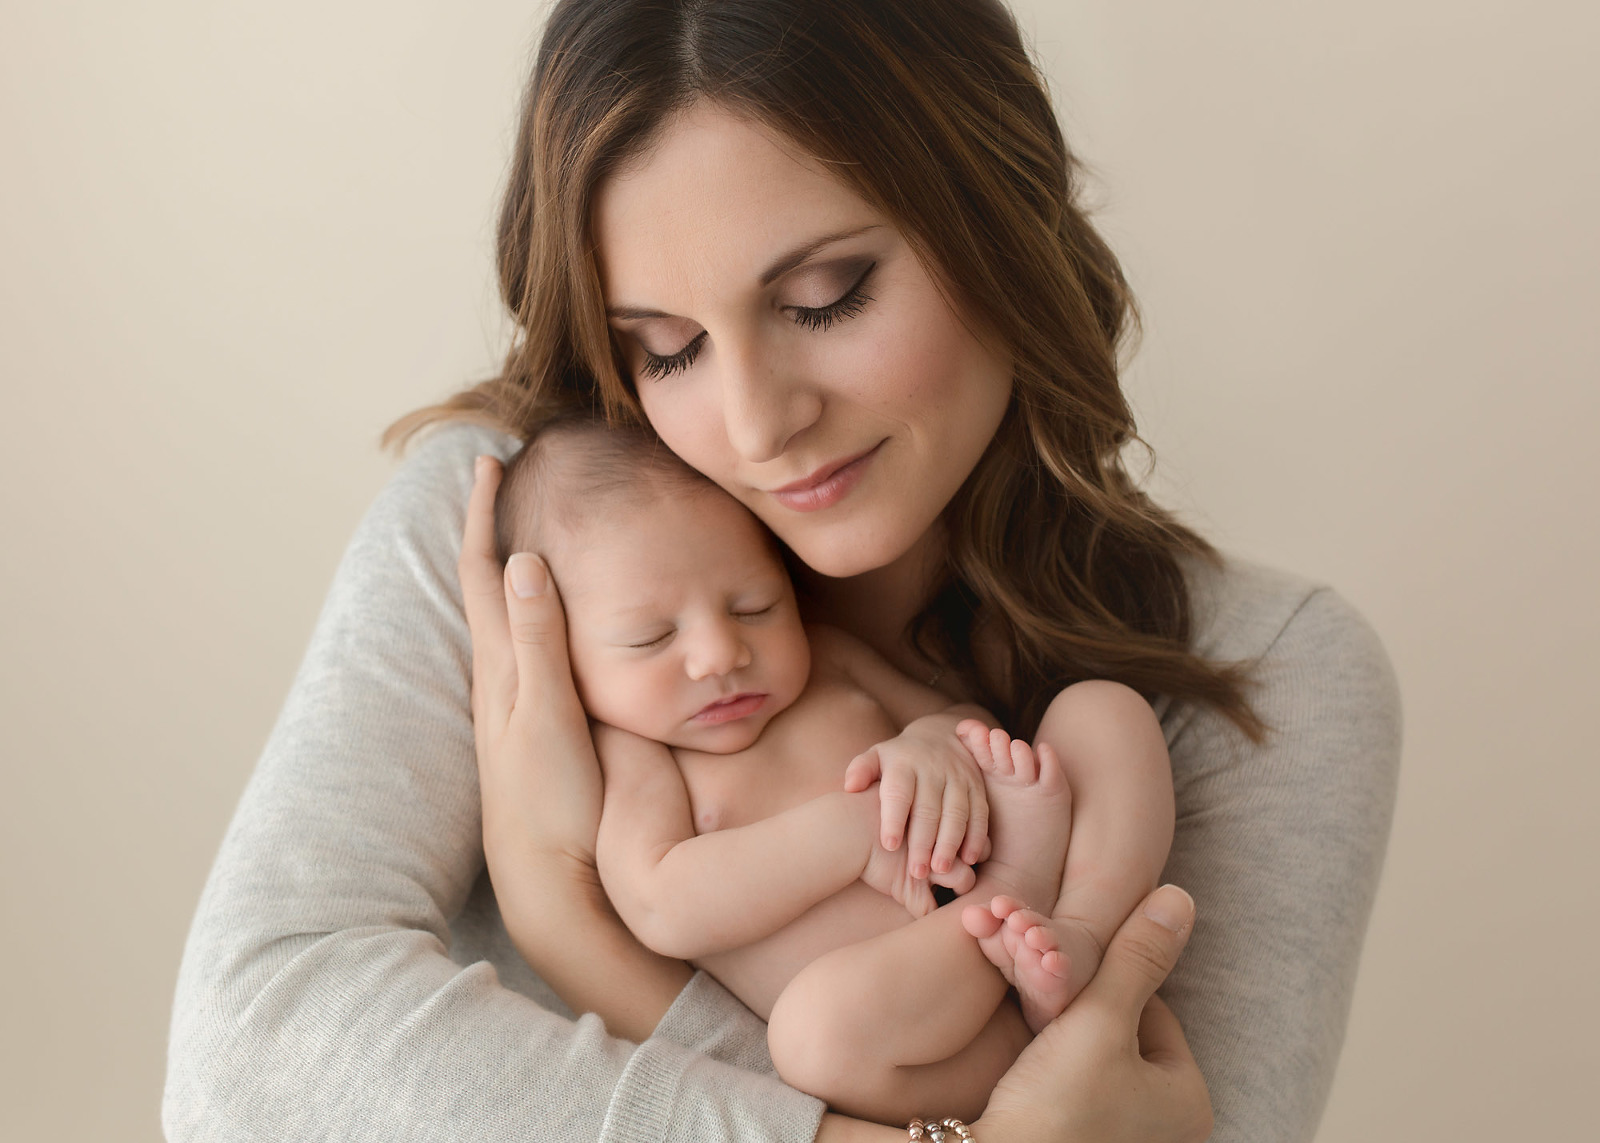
left=907, top=1117, right=975, bottom=1142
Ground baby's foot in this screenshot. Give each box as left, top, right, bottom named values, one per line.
left=961, top=896, right=1104, bottom=1032
left=955, top=721, right=1071, bottom=908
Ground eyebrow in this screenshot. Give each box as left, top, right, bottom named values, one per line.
left=605, top=224, right=881, bottom=320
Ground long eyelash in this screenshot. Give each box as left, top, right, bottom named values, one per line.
left=636, top=265, right=877, bottom=378
left=639, top=331, right=708, bottom=380
left=791, top=266, right=876, bottom=332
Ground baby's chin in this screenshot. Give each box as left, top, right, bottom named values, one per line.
left=664, top=716, right=769, bottom=755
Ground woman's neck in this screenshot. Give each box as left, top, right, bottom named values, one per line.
left=798, top=523, right=947, bottom=681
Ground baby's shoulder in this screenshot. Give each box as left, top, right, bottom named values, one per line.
left=774, top=642, right=897, bottom=747
left=801, top=621, right=860, bottom=662
left=800, top=622, right=882, bottom=685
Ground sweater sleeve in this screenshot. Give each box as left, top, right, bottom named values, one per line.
left=1156, top=576, right=1402, bottom=1142
left=163, top=424, right=824, bottom=1143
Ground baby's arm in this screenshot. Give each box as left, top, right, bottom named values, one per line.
left=592, top=722, right=900, bottom=962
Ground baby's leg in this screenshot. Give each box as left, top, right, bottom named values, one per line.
left=764, top=838, right=1056, bottom=1120
left=967, top=682, right=1174, bottom=1030
left=767, top=752, right=1071, bottom=1121
left=770, top=968, right=1031, bottom=1124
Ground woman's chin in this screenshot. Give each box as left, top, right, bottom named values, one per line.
left=780, top=531, right=911, bottom=581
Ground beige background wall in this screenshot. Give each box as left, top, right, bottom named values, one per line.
left=2, top=1, right=1594, bottom=1139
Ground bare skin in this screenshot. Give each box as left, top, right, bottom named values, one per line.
left=464, top=454, right=1212, bottom=1140
left=955, top=724, right=1082, bottom=1032
left=486, top=443, right=1178, bottom=1121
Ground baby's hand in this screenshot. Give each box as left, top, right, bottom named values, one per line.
left=861, top=829, right=977, bottom=917
left=844, top=713, right=991, bottom=881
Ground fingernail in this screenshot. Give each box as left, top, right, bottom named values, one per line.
left=1142, top=884, right=1194, bottom=933
left=474, top=454, right=488, bottom=475
left=508, top=553, right=547, bottom=598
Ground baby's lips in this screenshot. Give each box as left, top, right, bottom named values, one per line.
left=692, top=692, right=768, bottom=723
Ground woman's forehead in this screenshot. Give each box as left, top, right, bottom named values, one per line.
left=591, top=102, right=884, bottom=310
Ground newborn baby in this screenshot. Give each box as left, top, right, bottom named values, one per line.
left=489, top=417, right=1174, bottom=1123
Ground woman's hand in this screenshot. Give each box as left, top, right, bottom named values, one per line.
left=843, top=713, right=992, bottom=880
left=459, top=455, right=603, bottom=871
left=974, top=884, right=1212, bottom=1143
left=459, top=455, right=692, bottom=1041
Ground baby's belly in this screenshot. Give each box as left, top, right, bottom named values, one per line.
left=695, top=881, right=913, bottom=1021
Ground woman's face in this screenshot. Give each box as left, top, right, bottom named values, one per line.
left=592, top=102, right=1014, bottom=579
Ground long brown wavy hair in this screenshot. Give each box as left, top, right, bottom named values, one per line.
left=385, top=0, right=1263, bottom=741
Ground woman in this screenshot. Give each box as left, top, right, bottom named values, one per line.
left=165, top=1, right=1400, bottom=1140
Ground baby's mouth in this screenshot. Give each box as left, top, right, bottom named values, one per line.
left=692, top=693, right=767, bottom=724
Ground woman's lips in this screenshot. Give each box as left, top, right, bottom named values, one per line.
left=768, top=442, right=882, bottom=513
left=692, top=693, right=768, bottom=724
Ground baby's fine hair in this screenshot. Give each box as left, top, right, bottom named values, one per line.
left=493, top=417, right=717, bottom=559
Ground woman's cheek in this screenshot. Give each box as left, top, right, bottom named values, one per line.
left=640, top=381, right=727, bottom=484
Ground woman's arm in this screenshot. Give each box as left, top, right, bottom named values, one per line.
left=164, top=425, right=826, bottom=1143
left=1157, top=561, right=1403, bottom=1141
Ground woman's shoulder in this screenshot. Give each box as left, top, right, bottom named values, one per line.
left=1181, top=552, right=1380, bottom=667
left=1168, top=552, right=1402, bottom=750
left=352, top=422, right=520, bottom=553
left=380, top=421, right=520, bottom=512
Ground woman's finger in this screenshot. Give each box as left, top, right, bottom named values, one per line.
left=1079, top=884, right=1195, bottom=1027
left=459, top=456, right=516, bottom=722
left=503, top=554, right=589, bottom=728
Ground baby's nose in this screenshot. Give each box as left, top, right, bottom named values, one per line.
left=685, top=622, right=753, bottom=680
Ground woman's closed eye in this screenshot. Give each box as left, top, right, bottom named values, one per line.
left=788, top=264, right=874, bottom=332
left=638, top=331, right=707, bottom=381
left=636, top=263, right=877, bottom=380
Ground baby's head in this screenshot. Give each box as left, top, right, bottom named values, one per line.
left=496, top=419, right=811, bottom=754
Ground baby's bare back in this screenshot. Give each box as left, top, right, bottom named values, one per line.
left=671, top=661, right=914, bottom=1018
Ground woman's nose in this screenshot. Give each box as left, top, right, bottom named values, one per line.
left=684, top=620, right=754, bottom=681
left=719, top=338, right=822, bottom=463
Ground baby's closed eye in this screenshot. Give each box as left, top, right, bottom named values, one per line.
left=624, top=628, right=675, bottom=650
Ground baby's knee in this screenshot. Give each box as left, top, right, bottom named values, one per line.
left=767, top=970, right=878, bottom=1100
left=1037, top=680, right=1163, bottom=756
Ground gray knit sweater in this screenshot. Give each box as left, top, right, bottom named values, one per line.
left=164, top=423, right=1401, bottom=1142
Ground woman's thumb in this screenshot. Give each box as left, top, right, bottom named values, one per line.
left=1085, top=884, right=1195, bottom=1019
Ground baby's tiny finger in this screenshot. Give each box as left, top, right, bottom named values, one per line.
left=905, top=788, right=942, bottom=879
left=932, top=786, right=969, bottom=873
left=878, top=770, right=915, bottom=851
left=961, top=789, right=990, bottom=865
left=844, top=747, right=882, bottom=793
